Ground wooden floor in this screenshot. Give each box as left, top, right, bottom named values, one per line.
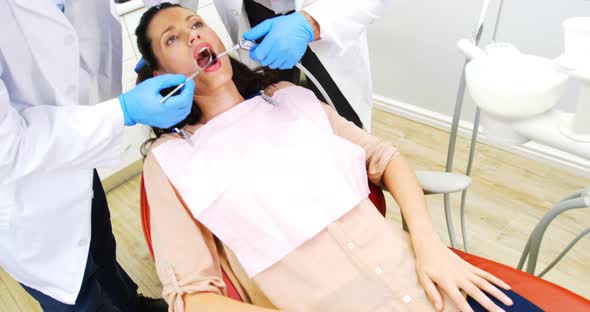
left=1, top=109, right=588, bottom=311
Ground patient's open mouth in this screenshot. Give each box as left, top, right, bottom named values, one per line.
left=195, top=46, right=216, bottom=68
left=194, top=43, right=222, bottom=73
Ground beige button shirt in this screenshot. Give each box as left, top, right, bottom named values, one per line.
left=143, top=92, right=459, bottom=311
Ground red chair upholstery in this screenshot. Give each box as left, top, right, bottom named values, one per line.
left=451, top=249, right=590, bottom=311
left=140, top=176, right=243, bottom=301
left=139, top=175, right=590, bottom=310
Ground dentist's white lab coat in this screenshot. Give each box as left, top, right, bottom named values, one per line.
left=0, top=0, right=124, bottom=304
left=170, top=0, right=395, bottom=129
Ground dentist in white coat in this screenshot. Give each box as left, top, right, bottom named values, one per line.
left=0, top=0, right=196, bottom=310
left=149, top=0, right=396, bottom=130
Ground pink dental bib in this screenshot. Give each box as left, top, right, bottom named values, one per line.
left=153, top=86, right=370, bottom=277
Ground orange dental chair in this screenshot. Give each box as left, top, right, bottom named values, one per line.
left=139, top=176, right=590, bottom=311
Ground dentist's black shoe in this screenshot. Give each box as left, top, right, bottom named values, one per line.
left=137, top=294, right=168, bottom=312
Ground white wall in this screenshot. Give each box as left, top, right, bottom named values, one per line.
left=368, top=0, right=590, bottom=120
left=367, top=0, right=590, bottom=174
left=100, top=0, right=589, bottom=180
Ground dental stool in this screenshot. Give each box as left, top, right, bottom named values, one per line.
left=139, top=175, right=590, bottom=311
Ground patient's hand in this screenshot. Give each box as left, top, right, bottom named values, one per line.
left=414, top=239, right=513, bottom=312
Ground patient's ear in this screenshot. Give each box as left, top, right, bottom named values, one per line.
left=153, top=70, right=162, bottom=77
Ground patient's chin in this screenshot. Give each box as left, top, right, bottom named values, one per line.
left=194, top=70, right=233, bottom=94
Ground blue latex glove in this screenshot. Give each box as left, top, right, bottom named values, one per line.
left=243, top=11, right=314, bottom=70
left=119, top=74, right=195, bottom=128
left=134, top=58, right=146, bottom=74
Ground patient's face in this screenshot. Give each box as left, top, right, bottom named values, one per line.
left=147, top=7, right=232, bottom=91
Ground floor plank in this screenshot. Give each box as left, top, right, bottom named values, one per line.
left=371, top=109, right=590, bottom=298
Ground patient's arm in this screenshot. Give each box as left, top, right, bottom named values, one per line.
left=144, top=137, right=279, bottom=311
left=264, top=81, right=400, bottom=187
left=318, top=100, right=433, bottom=235
left=315, top=95, right=432, bottom=236
left=314, top=96, right=512, bottom=312
left=317, top=99, right=436, bottom=253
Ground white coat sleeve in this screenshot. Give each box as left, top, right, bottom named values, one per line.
left=303, top=0, right=396, bottom=55
left=143, top=0, right=199, bottom=11
left=0, top=63, right=125, bottom=184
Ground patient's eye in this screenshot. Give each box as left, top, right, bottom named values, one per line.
left=166, top=35, right=177, bottom=46
left=191, top=21, right=203, bottom=29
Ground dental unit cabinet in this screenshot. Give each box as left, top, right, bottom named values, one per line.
left=448, top=0, right=589, bottom=276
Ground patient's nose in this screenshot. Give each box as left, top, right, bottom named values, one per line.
left=188, top=30, right=200, bottom=46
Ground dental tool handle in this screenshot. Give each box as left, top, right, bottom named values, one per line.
left=160, top=66, right=205, bottom=104
left=161, top=52, right=216, bottom=104
left=160, top=45, right=241, bottom=105
left=174, top=127, right=195, bottom=147
left=161, top=40, right=253, bottom=105
left=473, top=0, right=491, bottom=42
left=216, top=44, right=240, bottom=59
left=159, top=78, right=196, bottom=147
left=295, top=63, right=336, bottom=111
left=160, top=81, right=188, bottom=104
left=159, top=83, right=193, bottom=146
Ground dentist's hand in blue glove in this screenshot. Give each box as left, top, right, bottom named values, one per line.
left=118, top=74, right=195, bottom=128
left=243, top=11, right=316, bottom=70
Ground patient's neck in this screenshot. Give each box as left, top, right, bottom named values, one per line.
left=194, top=82, right=244, bottom=123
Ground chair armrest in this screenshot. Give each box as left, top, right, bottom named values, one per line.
left=415, top=171, right=472, bottom=195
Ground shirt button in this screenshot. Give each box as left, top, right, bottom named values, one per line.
left=375, top=266, right=383, bottom=275
left=346, top=242, right=355, bottom=250
left=230, top=9, right=239, bottom=16
left=64, top=34, right=75, bottom=45
left=402, top=295, right=412, bottom=303
left=78, top=239, right=88, bottom=247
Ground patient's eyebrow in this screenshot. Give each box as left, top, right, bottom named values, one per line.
left=160, top=25, right=176, bottom=41
left=160, top=15, right=199, bottom=40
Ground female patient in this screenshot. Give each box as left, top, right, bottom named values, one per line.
left=137, top=3, right=540, bottom=312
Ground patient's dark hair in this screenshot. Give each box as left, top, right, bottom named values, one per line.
left=135, top=2, right=279, bottom=155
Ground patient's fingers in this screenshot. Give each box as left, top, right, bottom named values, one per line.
left=471, top=266, right=511, bottom=290
left=446, top=285, right=474, bottom=312
left=462, top=281, right=504, bottom=312
left=470, top=275, right=513, bottom=307
left=419, top=273, right=443, bottom=311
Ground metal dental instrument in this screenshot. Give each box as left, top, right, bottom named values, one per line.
left=160, top=42, right=254, bottom=146
left=172, top=128, right=194, bottom=146
left=161, top=51, right=214, bottom=103
left=444, top=0, right=502, bottom=251
left=160, top=40, right=254, bottom=104
left=160, top=48, right=214, bottom=147
left=230, top=39, right=339, bottom=110
left=219, top=38, right=258, bottom=58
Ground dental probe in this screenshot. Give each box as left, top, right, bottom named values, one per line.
left=160, top=39, right=253, bottom=104
left=160, top=50, right=214, bottom=147
left=160, top=40, right=265, bottom=146
left=160, top=53, right=214, bottom=104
